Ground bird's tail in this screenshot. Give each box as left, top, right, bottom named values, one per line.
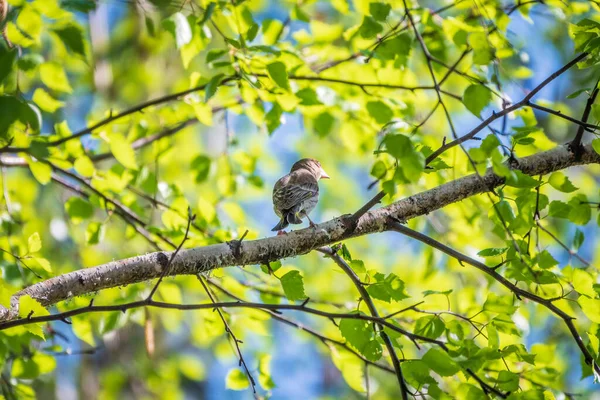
left=271, top=217, right=289, bottom=232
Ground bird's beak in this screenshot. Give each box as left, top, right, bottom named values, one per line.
left=320, top=168, right=330, bottom=179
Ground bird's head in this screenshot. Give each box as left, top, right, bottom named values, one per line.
left=290, top=158, right=330, bottom=180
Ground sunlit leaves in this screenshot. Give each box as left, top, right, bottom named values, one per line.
left=422, top=348, right=459, bottom=376
left=414, top=316, right=445, bottom=339
left=463, top=84, right=492, bottom=117
left=225, top=368, right=249, bottom=390
left=366, top=272, right=409, bottom=303
left=313, top=112, right=335, bottom=137
left=12, top=353, right=56, bottom=379
left=359, top=16, right=383, bottom=39
left=191, top=155, right=211, bottom=183
left=53, top=24, right=86, bottom=57
left=578, top=297, right=600, bottom=323
left=549, top=172, right=578, bottom=193
left=265, top=103, right=283, bottom=134
left=65, top=197, right=94, bottom=223
left=32, top=88, right=64, bottom=113
left=279, top=270, right=307, bottom=301
left=570, top=19, right=600, bottom=67
left=338, top=316, right=382, bottom=361
left=86, top=222, right=105, bottom=245
left=0, top=96, right=41, bottom=140
left=18, top=295, right=49, bottom=338
left=109, top=134, right=138, bottom=170
left=205, top=74, right=224, bottom=102
left=366, top=101, right=393, bottom=124
left=568, top=194, right=591, bottom=225
left=257, top=354, right=276, bottom=391
left=40, top=63, right=72, bottom=93
left=593, top=138, right=600, bottom=155
left=369, top=3, right=390, bottom=21
left=381, top=134, right=425, bottom=182
left=484, top=293, right=517, bottom=315
left=27, top=158, right=52, bottom=185
left=27, top=232, right=42, bottom=253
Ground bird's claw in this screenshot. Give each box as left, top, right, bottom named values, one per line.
left=277, top=230, right=287, bottom=236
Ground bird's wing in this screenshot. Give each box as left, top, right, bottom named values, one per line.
left=273, top=172, right=319, bottom=212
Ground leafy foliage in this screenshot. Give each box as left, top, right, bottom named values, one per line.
left=0, top=0, right=599, bottom=398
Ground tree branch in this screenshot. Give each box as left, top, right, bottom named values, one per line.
left=0, top=144, right=598, bottom=321
left=318, top=246, right=409, bottom=399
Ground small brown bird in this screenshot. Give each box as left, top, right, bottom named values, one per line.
left=271, top=158, right=330, bottom=233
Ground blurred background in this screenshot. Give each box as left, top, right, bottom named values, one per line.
left=1, top=0, right=600, bottom=398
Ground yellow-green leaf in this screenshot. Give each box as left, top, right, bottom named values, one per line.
left=109, top=133, right=138, bottom=170
left=28, top=159, right=52, bottom=185
left=27, top=232, right=42, bottom=253
left=33, top=88, right=64, bottom=113
left=40, top=63, right=73, bottom=93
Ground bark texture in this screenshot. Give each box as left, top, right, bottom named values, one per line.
left=0, top=144, right=598, bottom=321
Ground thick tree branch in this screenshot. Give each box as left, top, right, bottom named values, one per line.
left=0, top=144, right=598, bottom=321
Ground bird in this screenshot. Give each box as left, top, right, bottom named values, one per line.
left=271, top=158, right=330, bottom=233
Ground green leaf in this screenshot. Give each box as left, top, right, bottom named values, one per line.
left=266, top=61, right=290, bottom=90
left=33, top=88, right=64, bottom=113
left=359, top=16, right=383, bottom=39
left=0, top=47, right=17, bottom=85
left=260, top=260, right=282, bottom=274
left=257, top=353, right=276, bottom=390
left=191, top=155, right=211, bottom=182
left=376, top=33, right=412, bottom=65
left=17, top=54, right=43, bottom=71
left=497, top=370, right=519, bottom=392
left=366, top=101, right=393, bottom=124
left=265, top=103, right=283, bottom=134
left=505, top=171, right=539, bottom=189
left=422, top=348, right=459, bottom=376
left=350, top=259, right=366, bottom=273
left=484, top=293, right=517, bottom=315
left=469, top=32, right=494, bottom=65
left=19, top=295, right=49, bottom=339
left=338, top=317, right=382, bottom=361
left=414, top=316, right=445, bottom=339
left=477, top=247, right=508, bottom=257
left=86, top=222, right=105, bottom=245
left=568, top=194, right=591, bottom=225
left=225, top=368, right=249, bottom=390
left=65, top=197, right=94, bottom=223
left=549, top=172, right=578, bottom=193
left=296, top=88, right=322, bottom=106
left=279, top=270, right=307, bottom=301
left=53, top=24, right=86, bottom=57
left=574, top=228, right=584, bottom=250
left=28, top=159, right=52, bottom=185
left=74, top=156, right=95, bottom=177
left=109, top=134, right=138, bottom=170
left=205, top=73, right=225, bottom=102
left=463, top=84, right=492, bottom=117
left=314, top=112, right=335, bottom=137
left=0, top=95, right=42, bottom=138
left=548, top=200, right=571, bottom=218
left=579, top=296, right=600, bottom=323
left=366, top=272, right=409, bottom=303
left=370, top=160, right=387, bottom=179
left=369, top=2, right=391, bottom=21
left=40, top=62, right=73, bottom=93
left=246, top=23, right=259, bottom=41
left=572, top=268, right=595, bottom=297
left=28, top=232, right=42, bottom=253
left=535, top=250, right=558, bottom=269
